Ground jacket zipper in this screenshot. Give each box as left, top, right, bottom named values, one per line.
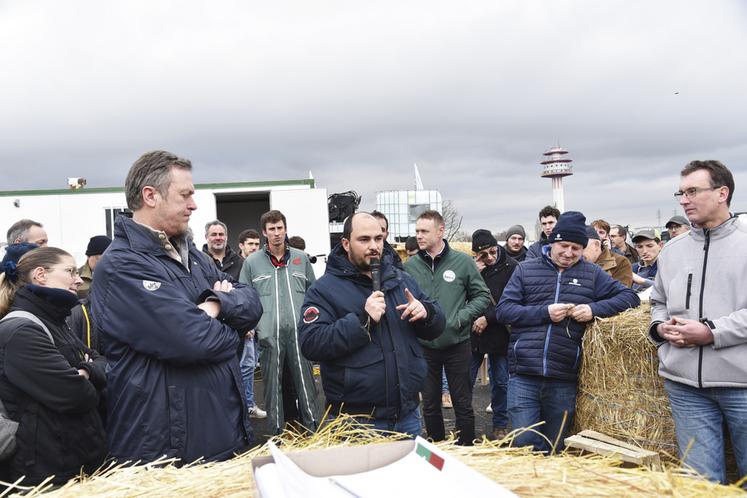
left=543, top=271, right=562, bottom=377
left=273, top=266, right=281, bottom=429
left=697, top=229, right=711, bottom=388
left=685, top=273, right=692, bottom=310
left=284, top=269, right=315, bottom=424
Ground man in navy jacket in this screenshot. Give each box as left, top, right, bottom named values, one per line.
left=496, top=211, right=639, bottom=452
left=299, top=213, right=445, bottom=435
left=93, top=151, right=262, bottom=463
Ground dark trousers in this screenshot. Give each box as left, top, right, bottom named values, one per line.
left=422, top=340, right=475, bottom=445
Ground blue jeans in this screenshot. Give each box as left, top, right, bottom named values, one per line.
left=508, top=374, right=577, bottom=453
left=470, top=353, right=508, bottom=429
left=240, top=335, right=257, bottom=409
left=327, top=408, right=422, bottom=438
left=368, top=407, right=422, bottom=437
left=441, top=368, right=449, bottom=394
left=665, top=379, right=747, bottom=484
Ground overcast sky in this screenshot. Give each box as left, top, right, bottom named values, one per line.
left=1, top=1, right=746, bottom=236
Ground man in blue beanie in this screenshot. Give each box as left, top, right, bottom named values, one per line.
left=496, top=211, right=640, bottom=452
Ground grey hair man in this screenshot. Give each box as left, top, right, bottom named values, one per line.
left=92, top=150, right=262, bottom=464
left=6, top=219, right=48, bottom=247
left=202, top=220, right=244, bottom=280
left=650, top=160, right=747, bottom=484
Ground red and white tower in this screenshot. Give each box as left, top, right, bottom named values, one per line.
left=540, top=146, right=573, bottom=212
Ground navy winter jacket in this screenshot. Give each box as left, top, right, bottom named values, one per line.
left=496, top=246, right=639, bottom=381
left=299, top=245, right=445, bottom=420
left=92, top=216, right=262, bottom=463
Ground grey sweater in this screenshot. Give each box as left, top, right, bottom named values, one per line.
left=649, top=215, right=747, bottom=388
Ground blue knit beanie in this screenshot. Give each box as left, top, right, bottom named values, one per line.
left=549, top=211, right=588, bottom=248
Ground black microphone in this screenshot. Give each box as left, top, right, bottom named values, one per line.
left=370, top=257, right=381, bottom=292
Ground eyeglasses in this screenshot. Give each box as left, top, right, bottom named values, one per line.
left=673, top=186, right=722, bottom=199
left=476, top=247, right=498, bottom=261
left=46, top=266, right=80, bottom=277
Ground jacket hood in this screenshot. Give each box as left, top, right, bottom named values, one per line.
left=687, top=214, right=739, bottom=243
left=115, top=216, right=191, bottom=255
left=326, top=243, right=399, bottom=290
left=481, top=244, right=509, bottom=276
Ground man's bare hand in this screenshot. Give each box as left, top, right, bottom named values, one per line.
left=213, top=280, right=234, bottom=293
left=548, top=303, right=573, bottom=323
left=396, top=288, right=428, bottom=322
left=475, top=259, right=486, bottom=272
left=77, top=368, right=90, bottom=380
left=365, top=291, right=386, bottom=323
left=245, top=330, right=255, bottom=339
left=472, top=316, right=488, bottom=334
left=659, top=317, right=714, bottom=347
left=198, top=300, right=221, bottom=318
left=569, top=304, right=593, bottom=322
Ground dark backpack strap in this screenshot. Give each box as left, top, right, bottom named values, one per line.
left=1, top=311, right=55, bottom=346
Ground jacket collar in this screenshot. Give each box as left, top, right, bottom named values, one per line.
left=417, top=239, right=450, bottom=270
left=12, top=284, right=78, bottom=324
left=688, top=214, right=739, bottom=242
left=78, top=261, right=93, bottom=280
left=115, top=217, right=192, bottom=269
left=326, top=243, right=398, bottom=290
left=595, top=247, right=617, bottom=272
left=202, top=244, right=240, bottom=263
left=264, top=245, right=290, bottom=267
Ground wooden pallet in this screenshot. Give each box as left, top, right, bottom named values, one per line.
left=565, top=430, right=662, bottom=469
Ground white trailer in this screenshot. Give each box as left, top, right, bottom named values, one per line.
left=0, top=179, right=331, bottom=277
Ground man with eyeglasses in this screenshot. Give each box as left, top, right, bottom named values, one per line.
left=664, top=215, right=691, bottom=240
left=649, top=160, right=747, bottom=484
left=470, top=229, right=517, bottom=439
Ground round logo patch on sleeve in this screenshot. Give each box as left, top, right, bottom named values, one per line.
left=303, top=306, right=320, bottom=324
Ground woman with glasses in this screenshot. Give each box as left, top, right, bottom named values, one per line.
left=0, top=244, right=106, bottom=486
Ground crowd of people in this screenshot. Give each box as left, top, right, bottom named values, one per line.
left=0, top=153, right=743, bottom=487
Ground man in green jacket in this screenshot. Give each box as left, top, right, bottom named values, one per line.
left=240, top=210, right=321, bottom=433
left=404, top=210, right=491, bottom=445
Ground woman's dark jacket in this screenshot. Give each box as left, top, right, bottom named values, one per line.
left=0, top=285, right=107, bottom=485
left=471, top=247, right=518, bottom=356
left=299, top=246, right=445, bottom=420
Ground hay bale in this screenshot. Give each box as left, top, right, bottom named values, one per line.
left=576, top=303, right=677, bottom=455
left=8, top=416, right=745, bottom=497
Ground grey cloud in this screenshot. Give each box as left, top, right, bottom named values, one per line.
left=0, top=0, right=745, bottom=238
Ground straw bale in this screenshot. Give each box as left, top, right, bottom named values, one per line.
left=6, top=416, right=744, bottom=497
left=575, top=303, right=677, bottom=455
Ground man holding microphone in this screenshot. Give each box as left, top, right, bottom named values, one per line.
left=299, top=212, right=444, bottom=434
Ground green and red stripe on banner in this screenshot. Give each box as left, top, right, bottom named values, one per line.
left=415, top=442, right=445, bottom=471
